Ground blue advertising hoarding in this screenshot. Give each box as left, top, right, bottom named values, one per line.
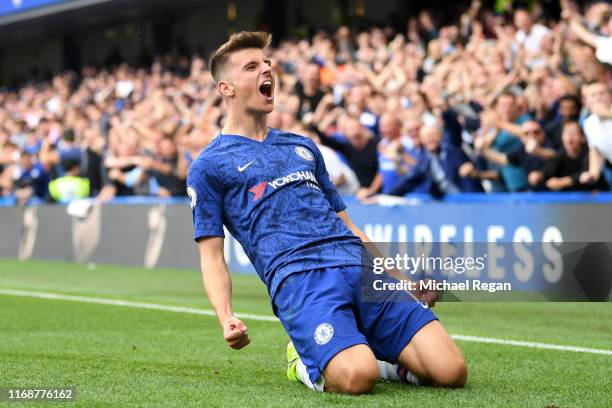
left=0, top=194, right=611, bottom=300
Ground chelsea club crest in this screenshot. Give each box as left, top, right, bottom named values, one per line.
left=295, top=146, right=314, bottom=161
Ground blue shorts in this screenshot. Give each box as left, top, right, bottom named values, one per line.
left=273, top=265, right=438, bottom=384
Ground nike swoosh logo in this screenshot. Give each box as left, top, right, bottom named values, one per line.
left=238, top=160, right=255, bottom=172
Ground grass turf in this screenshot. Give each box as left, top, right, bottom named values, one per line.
left=0, top=259, right=610, bottom=407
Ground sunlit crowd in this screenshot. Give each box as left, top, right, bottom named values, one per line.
left=0, top=0, right=610, bottom=204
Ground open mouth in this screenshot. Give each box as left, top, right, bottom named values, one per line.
left=259, top=80, right=273, bottom=99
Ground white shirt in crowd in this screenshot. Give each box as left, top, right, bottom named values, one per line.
left=583, top=114, right=612, bottom=162
left=316, top=144, right=361, bottom=195
left=595, top=37, right=612, bottom=65
left=513, top=24, right=550, bottom=54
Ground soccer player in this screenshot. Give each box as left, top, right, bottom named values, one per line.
left=187, top=31, right=467, bottom=394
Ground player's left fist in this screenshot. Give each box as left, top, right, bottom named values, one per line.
left=222, top=316, right=251, bottom=350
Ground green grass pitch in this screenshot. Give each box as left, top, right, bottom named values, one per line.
left=0, top=259, right=610, bottom=407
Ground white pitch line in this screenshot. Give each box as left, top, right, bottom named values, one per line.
left=1, top=288, right=611, bottom=356
left=0, top=288, right=279, bottom=322
left=450, top=334, right=612, bottom=356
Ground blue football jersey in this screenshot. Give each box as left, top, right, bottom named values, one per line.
left=187, top=128, right=363, bottom=299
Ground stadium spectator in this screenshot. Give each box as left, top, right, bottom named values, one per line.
left=295, top=62, right=326, bottom=120
left=4, top=150, right=49, bottom=205
left=0, top=130, right=19, bottom=197
left=478, top=92, right=533, bottom=191
left=37, top=125, right=106, bottom=197
left=387, top=125, right=482, bottom=197
left=48, top=158, right=90, bottom=203
left=513, top=7, right=551, bottom=67
left=301, top=126, right=360, bottom=195
left=142, top=136, right=188, bottom=197
left=583, top=0, right=610, bottom=32
left=531, top=121, right=608, bottom=191
left=317, top=115, right=379, bottom=188
left=565, top=4, right=612, bottom=65
left=80, top=126, right=107, bottom=196
left=97, top=132, right=143, bottom=200
left=580, top=82, right=612, bottom=187
left=356, top=113, right=415, bottom=199
left=475, top=121, right=556, bottom=191
left=544, top=94, right=582, bottom=150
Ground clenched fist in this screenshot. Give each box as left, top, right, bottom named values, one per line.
left=222, top=316, right=251, bottom=350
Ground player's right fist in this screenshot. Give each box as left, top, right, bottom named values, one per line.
left=222, top=316, right=251, bottom=350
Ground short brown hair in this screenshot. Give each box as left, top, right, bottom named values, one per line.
left=209, top=31, right=272, bottom=82
left=493, top=91, right=516, bottom=106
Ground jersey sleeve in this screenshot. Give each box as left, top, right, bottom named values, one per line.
left=311, top=140, right=347, bottom=213
left=186, top=158, right=225, bottom=241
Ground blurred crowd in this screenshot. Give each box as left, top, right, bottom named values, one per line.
left=1, top=0, right=611, bottom=205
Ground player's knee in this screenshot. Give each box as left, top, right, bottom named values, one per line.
left=336, top=362, right=378, bottom=395
left=448, top=356, right=468, bottom=388
left=433, top=355, right=467, bottom=388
